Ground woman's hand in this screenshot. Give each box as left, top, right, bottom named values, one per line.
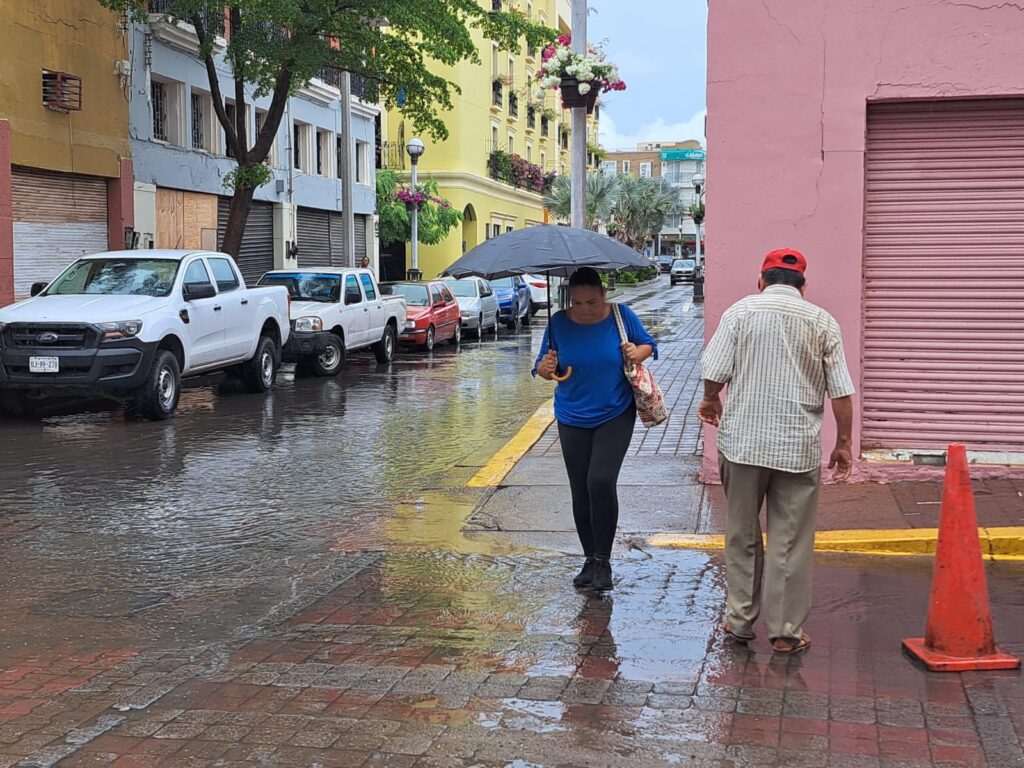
left=536, top=350, right=559, bottom=380
left=621, top=342, right=652, bottom=366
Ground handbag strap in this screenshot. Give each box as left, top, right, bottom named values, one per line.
left=611, top=304, right=635, bottom=374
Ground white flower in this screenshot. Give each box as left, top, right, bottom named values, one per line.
left=535, top=88, right=546, bottom=100
left=578, top=82, right=591, bottom=95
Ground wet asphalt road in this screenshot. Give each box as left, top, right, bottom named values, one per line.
left=0, top=301, right=564, bottom=652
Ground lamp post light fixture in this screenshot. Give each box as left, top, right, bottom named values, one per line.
left=406, top=137, right=426, bottom=281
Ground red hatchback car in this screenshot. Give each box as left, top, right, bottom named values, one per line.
left=382, top=281, right=461, bottom=351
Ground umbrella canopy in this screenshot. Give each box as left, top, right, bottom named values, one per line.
left=443, top=225, right=651, bottom=279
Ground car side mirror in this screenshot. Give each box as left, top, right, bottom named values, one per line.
left=30, top=282, right=47, bottom=297
left=183, top=282, right=217, bottom=301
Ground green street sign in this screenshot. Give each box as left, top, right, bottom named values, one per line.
left=661, top=149, right=705, bottom=161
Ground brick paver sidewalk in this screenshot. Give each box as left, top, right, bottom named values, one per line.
left=3, top=549, right=1020, bottom=767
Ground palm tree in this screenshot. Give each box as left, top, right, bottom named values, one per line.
left=542, top=172, right=620, bottom=231
left=611, top=175, right=681, bottom=252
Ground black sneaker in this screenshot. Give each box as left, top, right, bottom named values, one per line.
left=591, top=558, right=613, bottom=591
left=573, top=557, right=596, bottom=588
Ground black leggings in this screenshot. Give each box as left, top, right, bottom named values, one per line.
left=557, top=405, right=636, bottom=559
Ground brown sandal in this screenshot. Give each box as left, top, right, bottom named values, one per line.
left=771, top=634, right=811, bottom=655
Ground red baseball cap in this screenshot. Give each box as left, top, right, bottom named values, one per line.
left=761, top=248, right=807, bottom=274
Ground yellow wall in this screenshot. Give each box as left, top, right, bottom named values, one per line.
left=386, top=0, right=601, bottom=277
left=0, top=0, right=130, bottom=178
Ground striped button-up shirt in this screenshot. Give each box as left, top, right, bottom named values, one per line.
left=701, top=285, right=856, bottom=473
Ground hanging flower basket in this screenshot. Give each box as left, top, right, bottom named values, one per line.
left=535, top=35, right=626, bottom=114
left=560, top=77, right=599, bottom=113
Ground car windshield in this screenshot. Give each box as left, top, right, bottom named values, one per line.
left=659, top=255, right=674, bottom=263
left=673, top=260, right=696, bottom=268
left=491, top=277, right=514, bottom=288
left=381, top=283, right=429, bottom=306
left=46, top=258, right=180, bottom=297
left=259, top=273, right=340, bottom=302
left=445, top=280, right=478, bottom=298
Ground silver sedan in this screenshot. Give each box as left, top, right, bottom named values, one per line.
left=442, top=277, right=501, bottom=338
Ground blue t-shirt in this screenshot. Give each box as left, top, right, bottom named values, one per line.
left=533, top=304, right=658, bottom=428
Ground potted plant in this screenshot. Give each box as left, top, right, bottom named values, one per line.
left=534, top=35, right=626, bottom=113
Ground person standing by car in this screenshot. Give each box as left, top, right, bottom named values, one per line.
left=698, top=248, right=855, bottom=655
left=360, top=256, right=372, bottom=271
left=533, top=267, right=658, bottom=591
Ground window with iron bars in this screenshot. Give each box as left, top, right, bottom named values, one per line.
left=191, top=93, right=205, bottom=149
left=151, top=81, right=168, bottom=141
left=527, top=106, right=536, bottom=130
left=540, top=115, right=549, bottom=137
left=225, top=103, right=237, bottom=158
left=42, top=71, right=82, bottom=113
left=492, top=81, right=503, bottom=108
left=508, top=93, right=518, bottom=119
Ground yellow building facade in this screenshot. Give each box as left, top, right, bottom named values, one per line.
left=383, top=0, right=599, bottom=280
left=0, top=0, right=133, bottom=304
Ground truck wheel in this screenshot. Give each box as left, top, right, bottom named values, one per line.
left=129, top=350, right=180, bottom=420
left=243, top=336, right=279, bottom=393
left=424, top=325, right=436, bottom=352
left=312, top=334, right=345, bottom=377
left=449, top=323, right=462, bottom=346
left=0, top=390, right=29, bottom=419
left=373, top=325, right=396, bottom=364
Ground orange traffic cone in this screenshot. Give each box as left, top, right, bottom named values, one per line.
left=902, top=444, right=1021, bottom=672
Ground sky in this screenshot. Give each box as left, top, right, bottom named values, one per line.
left=586, top=0, right=707, bottom=151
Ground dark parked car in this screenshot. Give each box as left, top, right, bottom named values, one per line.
left=658, top=254, right=675, bottom=273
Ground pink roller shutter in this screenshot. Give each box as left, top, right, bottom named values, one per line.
left=863, top=99, right=1024, bottom=452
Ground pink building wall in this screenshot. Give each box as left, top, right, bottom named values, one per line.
left=704, top=0, right=1024, bottom=483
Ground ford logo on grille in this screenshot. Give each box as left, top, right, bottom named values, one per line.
left=36, top=332, right=59, bottom=344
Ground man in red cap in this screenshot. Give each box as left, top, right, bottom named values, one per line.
left=698, top=249, right=855, bottom=655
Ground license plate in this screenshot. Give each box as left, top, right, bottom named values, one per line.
left=29, top=356, right=59, bottom=374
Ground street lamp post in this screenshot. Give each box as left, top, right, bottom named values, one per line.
left=691, top=173, right=704, bottom=268
left=691, top=173, right=705, bottom=303
left=406, top=137, right=425, bottom=281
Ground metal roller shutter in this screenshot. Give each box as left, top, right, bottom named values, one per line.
left=12, top=168, right=108, bottom=296
left=217, top=197, right=274, bottom=286
left=863, top=99, right=1024, bottom=453
left=297, top=207, right=332, bottom=267
left=354, top=214, right=368, bottom=261
left=328, top=214, right=346, bottom=267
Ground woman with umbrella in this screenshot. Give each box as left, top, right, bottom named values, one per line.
left=533, top=267, right=657, bottom=591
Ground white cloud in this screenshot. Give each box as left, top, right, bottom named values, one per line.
left=598, top=108, right=707, bottom=152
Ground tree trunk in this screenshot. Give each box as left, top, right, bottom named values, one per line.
left=220, top=187, right=256, bottom=258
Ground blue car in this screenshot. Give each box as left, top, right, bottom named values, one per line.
left=491, top=276, right=532, bottom=330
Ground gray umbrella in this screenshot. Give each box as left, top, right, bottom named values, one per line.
left=443, top=225, right=651, bottom=279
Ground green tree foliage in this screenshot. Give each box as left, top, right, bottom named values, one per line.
left=376, top=171, right=462, bottom=248
left=542, top=172, right=620, bottom=231
left=101, top=0, right=553, bottom=255
left=612, top=174, right=681, bottom=252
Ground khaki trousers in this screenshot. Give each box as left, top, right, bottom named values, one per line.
left=718, top=454, right=821, bottom=642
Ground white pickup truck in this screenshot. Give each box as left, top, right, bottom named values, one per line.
left=257, top=268, right=406, bottom=376
left=0, top=249, right=291, bottom=420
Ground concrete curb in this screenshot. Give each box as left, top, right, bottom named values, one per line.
left=647, top=527, right=1024, bottom=560
left=467, top=399, right=555, bottom=488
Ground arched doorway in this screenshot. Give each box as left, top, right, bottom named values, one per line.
left=462, top=204, right=478, bottom=254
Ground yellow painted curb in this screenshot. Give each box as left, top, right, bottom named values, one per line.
left=647, top=527, right=1024, bottom=561
left=467, top=399, right=555, bottom=488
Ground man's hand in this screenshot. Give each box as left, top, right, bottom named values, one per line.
left=536, top=350, right=559, bottom=380
left=698, top=395, right=723, bottom=427
left=828, top=445, right=853, bottom=482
